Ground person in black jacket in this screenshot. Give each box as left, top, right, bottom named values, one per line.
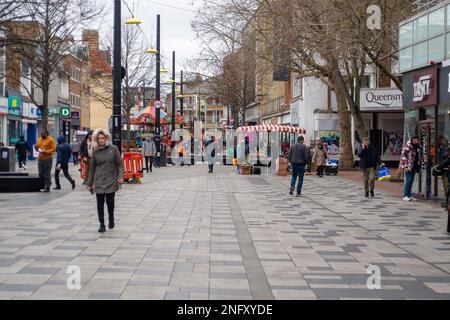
left=287, top=136, right=309, bottom=197
left=357, top=137, right=383, bottom=198
left=15, top=135, right=30, bottom=170
left=433, top=156, right=450, bottom=233
left=54, top=135, right=76, bottom=190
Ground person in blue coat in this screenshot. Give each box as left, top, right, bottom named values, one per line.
left=54, top=135, right=76, bottom=190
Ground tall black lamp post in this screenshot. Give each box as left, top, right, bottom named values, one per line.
left=112, top=0, right=122, bottom=152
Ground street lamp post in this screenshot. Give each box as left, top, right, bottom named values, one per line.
left=155, top=14, right=161, bottom=140
left=180, top=71, right=184, bottom=129
left=171, top=51, right=176, bottom=133
left=113, top=0, right=122, bottom=152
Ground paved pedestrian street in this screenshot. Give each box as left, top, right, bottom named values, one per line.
left=0, top=163, right=450, bottom=300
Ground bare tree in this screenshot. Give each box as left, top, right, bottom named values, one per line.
left=5, top=0, right=103, bottom=131
left=91, top=24, right=155, bottom=151
left=0, top=0, right=31, bottom=40
left=194, top=0, right=414, bottom=169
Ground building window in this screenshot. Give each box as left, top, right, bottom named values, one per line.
left=414, top=15, right=428, bottom=42
left=400, top=47, right=413, bottom=71
left=429, top=7, right=445, bottom=36
left=413, top=41, right=428, bottom=67
left=60, top=76, right=69, bottom=100
left=70, top=93, right=81, bottom=108
left=399, top=22, right=413, bottom=48
left=21, top=58, right=32, bottom=96
left=429, top=35, right=444, bottom=61
left=71, top=66, right=81, bottom=83
left=292, top=76, right=302, bottom=98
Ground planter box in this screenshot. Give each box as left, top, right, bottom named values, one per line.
left=240, top=166, right=252, bottom=175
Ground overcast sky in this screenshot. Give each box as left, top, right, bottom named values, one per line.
left=94, top=0, right=202, bottom=76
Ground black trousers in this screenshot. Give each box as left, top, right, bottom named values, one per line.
left=316, top=165, right=324, bottom=177
left=208, top=164, right=214, bottom=172
left=72, top=152, right=79, bottom=165
left=55, top=163, right=75, bottom=187
left=18, top=155, right=27, bottom=168
left=96, top=193, right=115, bottom=226
left=145, top=156, right=154, bottom=172
left=38, top=158, right=53, bottom=189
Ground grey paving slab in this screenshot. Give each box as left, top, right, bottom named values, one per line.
left=0, top=162, right=449, bottom=299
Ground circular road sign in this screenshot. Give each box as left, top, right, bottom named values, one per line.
left=154, top=100, right=162, bottom=109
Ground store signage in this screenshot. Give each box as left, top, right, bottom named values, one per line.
left=413, top=75, right=432, bottom=102
left=439, top=65, right=450, bottom=106
left=0, top=104, right=7, bottom=115
left=360, top=88, right=403, bottom=110
left=60, top=106, right=70, bottom=118
left=71, top=111, right=80, bottom=119
left=8, top=96, right=21, bottom=116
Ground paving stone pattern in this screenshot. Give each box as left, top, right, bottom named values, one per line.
left=0, top=162, right=449, bottom=299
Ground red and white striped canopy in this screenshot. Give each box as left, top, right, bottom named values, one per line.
left=237, top=124, right=306, bottom=134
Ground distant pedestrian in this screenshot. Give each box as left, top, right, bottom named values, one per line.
left=34, top=130, right=56, bottom=192
left=80, top=130, right=94, bottom=185
left=143, top=136, right=156, bottom=173
left=205, top=135, right=217, bottom=173
left=54, top=135, right=76, bottom=190
left=357, top=137, right=383, bottom=198
left=400, top=136, right=420, bottom=201
left=312, top=140, right=328, bottom=178
left=178, top=136, right=185, bottom=166
left=87, top=128, right=123, bottom=233
left=70, top=138, right=80, bottom=166
left=15, top=135, right=30, bottom=171
left=287, top=136, right=309, bottom=197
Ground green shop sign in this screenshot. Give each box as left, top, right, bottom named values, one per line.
left=60, top=106, right=70, bottom=118
left=8, top=96, right=21, bottom=116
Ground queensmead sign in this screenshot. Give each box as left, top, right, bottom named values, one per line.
left=360, top=88, right=403, bottom=110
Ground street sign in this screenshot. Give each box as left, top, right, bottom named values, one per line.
left=154, top=100, right=162, bottom=109
left=61, top=106, right=70, bottom=118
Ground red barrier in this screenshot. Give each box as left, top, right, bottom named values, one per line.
left=123, top=152, right=144, bottom=182
left=79, top=153, right=144, bottom=183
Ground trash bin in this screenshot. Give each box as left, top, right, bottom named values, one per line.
left=0, top=147, right=16, bottom=172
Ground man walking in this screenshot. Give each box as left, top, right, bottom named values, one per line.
left=357, top=137, right=382, bottom=198
left=288, top=136, right=309, bottom=197
left=54, top=135, right=76, bottom=190
left=401, top=136, right=421, bottom=201
left=15, top=135, right=29, bottom=171
left=70, top=138, right=80, bottom=166
left=143, top=136, right=156, bottom=173
left=34, top=130, right=56, bottom=192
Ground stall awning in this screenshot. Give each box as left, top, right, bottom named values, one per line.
left=237, top=124, right=306, bottom=133
left=131, top=106, right=167, bottom=124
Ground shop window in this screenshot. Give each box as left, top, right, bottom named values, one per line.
left=447, top=5, right=450, bottom=30
left=21, top=58, right=32, bottom=96
left=414, top=15, right=428, bottom=43
left=447, top=32, right=450, bottom=58
left=404, top=108, right=418, bottom=143
left=413, top=41, right=428, bottom=67
left=399, top=22, right=413, bottom=48
left=429, top=35, right=444, bottom=62
left=429, top=7, right=445, bottom=37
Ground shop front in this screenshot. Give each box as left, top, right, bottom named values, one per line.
left=402, top=64, right=448, bottom=200
left=0, top=97, right=7, bottom=146
left=356, top=88, right=404, bottom=166
left=7, top=95, right=22, bottom=146
left=22, top=102, right=38, bottom=160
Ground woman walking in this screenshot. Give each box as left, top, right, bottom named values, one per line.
left=312, top=140, right=328, bottom=177
left=80, top=130, right=93, bottom=184
left=87, top=129, right=123, bottom=233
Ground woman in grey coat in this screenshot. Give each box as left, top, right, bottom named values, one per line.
left=87, top=128, right=124, bottom=233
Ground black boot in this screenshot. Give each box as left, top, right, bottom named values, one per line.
left=370, top=190, right=375, bottom=198
left=98, top=225, right=106, bottom=233
left=365, top=192, right=369, bottom=198
left=108, top=216, right=115, bottom=230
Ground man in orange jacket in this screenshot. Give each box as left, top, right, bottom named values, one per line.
left=34, top=130, right=56, bottom=192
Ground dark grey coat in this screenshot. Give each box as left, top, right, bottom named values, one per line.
left=88, top=144, right=123, bottom=194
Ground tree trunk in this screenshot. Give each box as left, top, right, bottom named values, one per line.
left=335, top=84, right=354, bottom=170
left=42, top=83, right=49, bottom=132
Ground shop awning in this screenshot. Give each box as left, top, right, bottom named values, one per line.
left=237, top=124, right=306, bottom=133
left=131, top=106, right=167, bottom=124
